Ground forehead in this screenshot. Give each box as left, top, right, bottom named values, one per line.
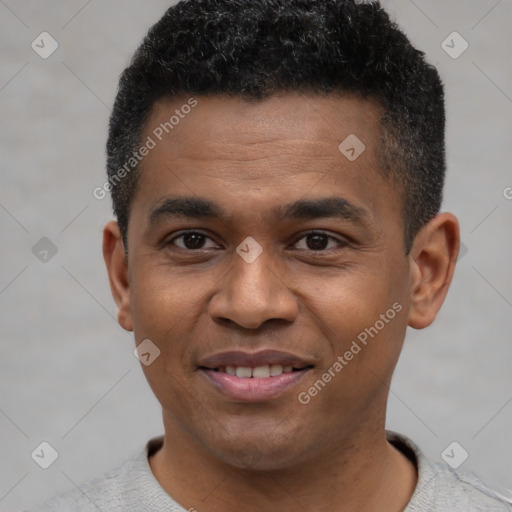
left=144, top=92, right=383, bottom=157
left=132, top=93, right=400, bottom=231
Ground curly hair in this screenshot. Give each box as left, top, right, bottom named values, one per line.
left=106, top=0, right=445, bottom=253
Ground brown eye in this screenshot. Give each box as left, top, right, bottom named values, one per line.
left=169, top=231, right=218, bottom=250
left=294, top=231, right=347, bottom=251
left=305, top=233, right=329, bottom=250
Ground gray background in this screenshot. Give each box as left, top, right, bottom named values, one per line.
left=1, top=1, right=511, bottom=510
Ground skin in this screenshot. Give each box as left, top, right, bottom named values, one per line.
left=103, top=93, right=460, bottom=512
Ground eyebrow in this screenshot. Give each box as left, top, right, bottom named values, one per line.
left=148, top=195, right=368, bottom=226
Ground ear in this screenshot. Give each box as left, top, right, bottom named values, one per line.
left=407, top=212, right=460, bottom=329
left=102, top=221, right=133, bottom=331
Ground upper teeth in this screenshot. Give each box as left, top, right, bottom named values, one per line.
left=221, top=364, right=294, bottom=378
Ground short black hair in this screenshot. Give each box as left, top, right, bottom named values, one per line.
left=106, top=0, right=445, bottom=254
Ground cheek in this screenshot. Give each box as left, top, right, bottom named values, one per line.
left=128, top=272, right=197, bottom=401
left=297, top=264, right=407, bottom=371
left=129, top=262, right=208, bottom=338
left=128, top=263, right=221, bottom=378
left=298, top=266, right=394, bottom=326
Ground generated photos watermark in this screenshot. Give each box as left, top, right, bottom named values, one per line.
left=93, top=97, right=198, bottom=200
left=298, top=301, right=403, bottom=405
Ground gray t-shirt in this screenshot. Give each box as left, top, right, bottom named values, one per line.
left=24, top=431, right=512, bottom=511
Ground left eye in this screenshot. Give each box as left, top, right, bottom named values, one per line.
left=294, top=232, right=345, bottom=251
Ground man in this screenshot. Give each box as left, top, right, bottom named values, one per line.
left=27, top=0, right=512, bottom=510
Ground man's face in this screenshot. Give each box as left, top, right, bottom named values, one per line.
left=122, top=94, right=413, bottom=469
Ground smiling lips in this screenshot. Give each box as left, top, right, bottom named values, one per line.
left=214, top=364, right=295, bottom=378
left=198, top=350, right=314, bottom=401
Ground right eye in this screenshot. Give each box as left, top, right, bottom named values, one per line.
left=167, top=230, right=220, bottom=251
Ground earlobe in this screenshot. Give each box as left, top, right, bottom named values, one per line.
left=102, top=221, right=133, bottom=331
left=407, top=213, right=460, bottom=330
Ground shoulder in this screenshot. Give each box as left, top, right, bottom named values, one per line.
left=419, top=459, right=512, bottom=511
left=23, top=468, right=125, bottom=512
left=23, top=437, right=185, bottom=512
left=386, top=431, right=512, bottom=512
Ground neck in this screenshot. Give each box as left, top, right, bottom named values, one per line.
left=149, top=422, right=417, bottom=512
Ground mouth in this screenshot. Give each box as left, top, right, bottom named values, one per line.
left=201, top=364, right=310, bottom=378
left=197, top=350, right=314, bottom=401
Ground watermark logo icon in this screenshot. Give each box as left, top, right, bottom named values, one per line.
left=441, top=441, right=469, bottom=469
left=31, top=32, right=59, bottom=59
left=236, top=236, right=263, bottom=263
left=441, top=32, right=468, bottom=59
left=338, top=134, right=366, bottom=161
left=457, top=241, right=468, bottom=262
left=32, top=237, right=58, bottom=263
left=134, top=339, right=161, bottom=366
left=31, top=441, right=59, bottom=469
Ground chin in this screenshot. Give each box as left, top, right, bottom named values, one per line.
left=219, top=448, right=300, bottom=472
left=204, top=429, right=312, bottom=472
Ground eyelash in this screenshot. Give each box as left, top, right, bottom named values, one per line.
left=166, top=230, right=348, bottom=252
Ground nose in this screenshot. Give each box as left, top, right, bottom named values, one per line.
left=208, top=246, right=299, bottom=330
